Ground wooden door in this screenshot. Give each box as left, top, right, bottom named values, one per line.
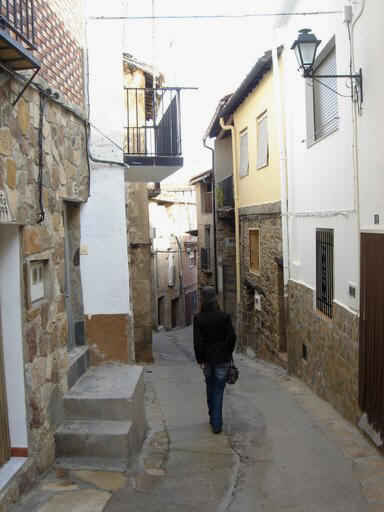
left=0, top=306, right=10, bottom=467
left=359, top=233, right=384, bottom=439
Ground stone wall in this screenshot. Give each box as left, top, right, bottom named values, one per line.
left=239, top=203, right=286, bottom=366
left=0, top=75, right=88, bottom=477
left=288, top=279, right=361, bottom=424
left=216, top=211, right=236, bottom=321
left=125, top=183, right=152, bottom=363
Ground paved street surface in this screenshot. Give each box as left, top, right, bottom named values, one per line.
left=12, top=326, right=384, bottom=512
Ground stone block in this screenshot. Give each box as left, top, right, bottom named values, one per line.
left=23, top=225, right=41, bottom=255
left=17, top=97, right=30, bottom=136
left=0, top=129, right=12, bottom=156
left=5, top=159, right=16, bottom=188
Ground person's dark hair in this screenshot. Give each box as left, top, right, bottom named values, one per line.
left=201, top=301, right=220, bottom=312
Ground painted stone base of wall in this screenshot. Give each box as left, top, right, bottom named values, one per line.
left=239, top=204, right=286, bottom=366
left=288, top=279, right=361, bottom=425
left=85, top=314, right=134, bottom=365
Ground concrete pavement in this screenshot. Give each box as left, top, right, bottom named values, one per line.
left=10, top=326, right=384, bottom=511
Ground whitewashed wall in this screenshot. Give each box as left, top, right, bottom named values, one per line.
left=81, top=0, right=131, bottom=316
left=352, top=0, right=384, bottom=231
left=277, top=0, right=359, bottom=310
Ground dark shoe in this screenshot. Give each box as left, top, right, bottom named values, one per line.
left=212, top=427, right=222, bottom=434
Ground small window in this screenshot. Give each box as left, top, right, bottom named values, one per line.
left=249, top=229, right=260, bottom=275
left=30, top=261, right=45, bottom=302
left=239, top=129, right=249, bottom=178
left=316, top=229, right=334, bottom=318
left=256, top=113, right=268, bottom=169
left=189, top=251, right=196, bottom=268
left=202, top=182, right=212, bottom=213
left=313, top=49, right=338, bottom=140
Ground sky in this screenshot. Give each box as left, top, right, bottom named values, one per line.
left=122, top=0, right=286, bottom=183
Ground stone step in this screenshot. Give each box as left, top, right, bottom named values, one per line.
left=63, top=363, right=144, bottom=422
left=55, top=420, right=133, bottom=463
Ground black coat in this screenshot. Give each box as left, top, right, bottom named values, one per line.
left=193, top=309, right=236, bottom=364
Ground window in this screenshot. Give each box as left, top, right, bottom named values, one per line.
left=201, top=182, right=213, bottom=213
left=256, top=113, right=268, bottom=169
left=249, top=229, right=260, bottom=275
left=316, top=229, right=334, bottom=318
left=239, top=129, right=249, bottom=177
left=307, top=43, right=339, bottom=144
left=30, top=261, right=45, bottom=302
left=204, top=226, right=211, bottom=249
left=189, top=250, right=196, bottom=268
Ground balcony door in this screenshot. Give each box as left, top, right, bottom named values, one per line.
left=0, top=306, right=10, bottom=467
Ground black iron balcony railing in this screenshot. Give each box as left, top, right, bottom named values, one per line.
left=0, top=0, right=36, bottom=49
left=124, top=87, right=182, bottom=158
left=201, top=247, right=211, bottom=272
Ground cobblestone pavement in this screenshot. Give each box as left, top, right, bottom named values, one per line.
left=10, top=326, right=384, bottom=511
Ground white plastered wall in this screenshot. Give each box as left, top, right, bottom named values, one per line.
left=80, top=0, right=131, bottom=316
left=0, top=225, right=28, bottom=448
left=276, top=0, right=359, bottom=311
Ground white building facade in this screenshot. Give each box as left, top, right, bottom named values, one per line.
left=275, top=0, right=383, bottom=441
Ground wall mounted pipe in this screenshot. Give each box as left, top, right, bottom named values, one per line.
left=219, top=117, right=241, bottom=305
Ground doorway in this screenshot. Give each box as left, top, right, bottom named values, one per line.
left=185, top=292, right=192, bottom=326
left=171, top=298, right=179, bottom=329
left=0, top=313, right=10, bottom=467
left=158, top=296, right=165, bottom=327
left=64, top=202, right=85, bottom=350
left=359, top=233, right=384, bottom=439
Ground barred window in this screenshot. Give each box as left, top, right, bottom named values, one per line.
left=316, top=229, right=334, bottom=318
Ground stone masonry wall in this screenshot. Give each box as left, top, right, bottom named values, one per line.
left=0, top=75, right=88, bottom=478
left=239, top=203, right=286, bottom=366
left=288, top=280, right=361, bottom=425
left=216, top=212, right=236, bottom=321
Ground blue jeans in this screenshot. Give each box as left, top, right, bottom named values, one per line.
left=203, top=363, right=230, bottom=429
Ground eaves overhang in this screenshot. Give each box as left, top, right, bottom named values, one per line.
left=207, top=46, right=283, bottom=138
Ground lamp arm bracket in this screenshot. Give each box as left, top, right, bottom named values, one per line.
left=308, top=68, right=363, bottom=103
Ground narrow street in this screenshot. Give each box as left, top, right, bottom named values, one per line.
left=11, top=326, right=384, bottom=512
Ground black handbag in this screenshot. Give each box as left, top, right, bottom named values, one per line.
left=227, top=358, right=239, bottom=385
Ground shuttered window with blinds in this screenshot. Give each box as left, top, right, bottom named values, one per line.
left=256, top=114, right=268, bottom=169
left=239, top=130, right=249, bottom=178
left=313, top=48, right=338, bottom=141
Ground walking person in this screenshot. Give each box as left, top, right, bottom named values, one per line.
left=193, top=286, right=236, bottom=434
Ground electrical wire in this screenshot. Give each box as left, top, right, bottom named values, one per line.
left=87, top=11, right=342, bottom=21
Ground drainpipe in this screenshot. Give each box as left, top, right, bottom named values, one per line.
left=203, top=137, right=218, bottom=293
left=219, top=118, right=241, bottom=306
left=271, top=39, right=290, bottom=294
left=174, top=235, right=185, bottom=327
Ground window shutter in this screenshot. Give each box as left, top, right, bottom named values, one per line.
left=256, top=115, right=268, bottom=169
left=239, top=131, right=249, bottom=177
left=313, top=49, right=338, bottom=140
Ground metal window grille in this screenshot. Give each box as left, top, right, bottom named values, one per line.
left=239, top=130, right=249, bottom=177
left=0, top=0, right=36, bottom=49
left=256, top=114, right=268, bottom=169
left=316, top=229, right=334, bottom=317
left=313, top=48, right=338, bottom=141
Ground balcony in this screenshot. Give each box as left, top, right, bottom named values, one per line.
left=0, top=0, right=40, bottom=71
left=124, top=87, right=183, bottom=182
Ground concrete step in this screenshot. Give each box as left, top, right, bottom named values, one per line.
left=55, top=420, right=133, bottom=463
left=63, top=363, right=144, bottom=422
left=67, top=346, right=90, bottom=390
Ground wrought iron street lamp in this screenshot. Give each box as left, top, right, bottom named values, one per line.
left=291, top=28, right=363, bottom=107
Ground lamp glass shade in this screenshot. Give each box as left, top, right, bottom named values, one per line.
left=291, top=29, right=321, bottom=75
